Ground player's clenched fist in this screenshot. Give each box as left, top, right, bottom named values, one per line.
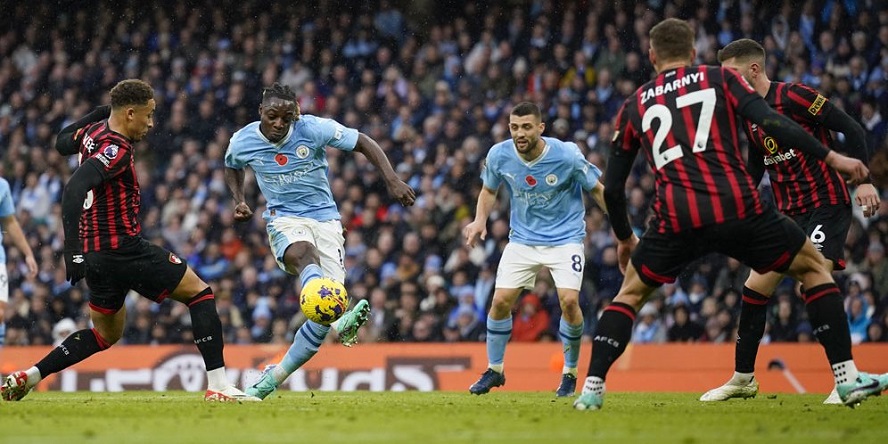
left=233, top=202, right=253, bottom=222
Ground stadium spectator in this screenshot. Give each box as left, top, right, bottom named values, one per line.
left=0, top=0, right=883, bottom=351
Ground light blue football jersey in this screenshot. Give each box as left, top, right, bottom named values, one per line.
left=225, top=115, right=359, bottom=222
left=481, top=137, right=601, bottom=246
left=0, top=178, right=15, bottom=263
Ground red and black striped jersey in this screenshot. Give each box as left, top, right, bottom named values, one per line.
left=612, top=65, right=764, bottom=234
left=742, top=82, right=850, bottom=215
left=76, top=121, right=141, bottom=251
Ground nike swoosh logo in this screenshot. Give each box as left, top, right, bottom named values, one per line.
left=851, top=380, right=879, bottom=393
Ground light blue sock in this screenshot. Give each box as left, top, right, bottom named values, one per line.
left=0, top=322, right=5, bottom=346
left=486, top=316, right=512, bottom=368
left=300, top=264, right=323, bottom=288
left=278, top=320, right=330, bottom=381
left=559, top=318, right=584, bottom=370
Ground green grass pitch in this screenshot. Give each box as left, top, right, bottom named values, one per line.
left=1, top=391, right=886, bottom=444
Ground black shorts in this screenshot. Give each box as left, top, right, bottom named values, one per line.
left=84, top=239, right=188, bottom=314
left=632, top=210, right=807, bottom=288
left=789, top=204, right=851, bottom=271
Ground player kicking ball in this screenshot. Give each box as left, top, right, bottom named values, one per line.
left=463, top=102, right=607, bottom=397
left=224, top=83, right=415, bottom=400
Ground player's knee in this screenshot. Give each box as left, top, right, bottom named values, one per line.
left=559, top=295, right=580, bottom=310
left=92, top=327, right=120, bottom=348
left=490, top=295, right=514, bottom=317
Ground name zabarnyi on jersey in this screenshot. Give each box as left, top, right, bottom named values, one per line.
left=640, top=71, right=706, bottom=103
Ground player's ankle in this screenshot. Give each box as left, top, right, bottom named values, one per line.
left=729, top=371, right=754, bottom=385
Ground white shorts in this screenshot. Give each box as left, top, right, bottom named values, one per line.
left=495, top=242, right=585, bottom=291
left=0, top=266, right=7, bottom=303
left=266, top=216, right=346, bottom=282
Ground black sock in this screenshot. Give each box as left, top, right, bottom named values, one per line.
left=735, top=286, right=769, bottom=373
left=804, top=283, right=852, bottom=364
left=187, top=288, right=225, bottom=371
left=587, top=302, right=636, bottom=380
left=35, top=328, right=111, bottom=377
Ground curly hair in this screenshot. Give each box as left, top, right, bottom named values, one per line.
left=262, top=82, right=297, bottom=104
left=110, top=79, right=154, bottom=109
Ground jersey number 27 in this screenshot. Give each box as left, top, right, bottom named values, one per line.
left=642, top=88, right=715, bottom=170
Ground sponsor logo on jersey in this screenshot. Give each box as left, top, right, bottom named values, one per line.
left=763, top=148, right=798, bottom=166
left=296, top=145, right=310, bottom=159
left=83, top=134, right=96, bottom=153
left=545, top=174, right=558, bottom=186
left=275, top=153, right=289, bottom=166
left=525, top=175, right=537, bottom=186
left=808, top=94, right=827, bottom=115
left=103, top=144, right=119, bottom=159
left=169, top=253, right=182, bottom=265
left=763, top=136, right=779, bottom=154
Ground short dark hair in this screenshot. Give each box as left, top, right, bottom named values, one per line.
left=110, top=79, right=154, bottom=109
left=717, top=39, right=765, bottom=64
left=649, top=18, right=695, bottom=61
left=510, top=102, right=541, bottom=120
left=262, top=82, right=297, bottom=104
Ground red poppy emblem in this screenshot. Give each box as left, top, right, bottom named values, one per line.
left=275, top=154, right=288, bottom=166
left=169, top=253, right=182, bottom=265
left=525, top=175, right=537, bottom=186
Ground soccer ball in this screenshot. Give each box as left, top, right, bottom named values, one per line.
left=300, top=278, right=349, bottom=325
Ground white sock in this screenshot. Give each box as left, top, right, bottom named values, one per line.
left=831, top=360, right=859, bottom=385
left=730, top=371, right=754, bottom=385
left=271, top=365, right=291, bottom=385
left=25, top=366, right=42, bottom=387
left=563, top=366, right=578, bottom=377
left=582, top=376, right=605, bottom=395
left=206, top=367, right=229, bottom=391
left=330, top=317, right=342, bottom=332
left=488, top=364, right=504, bottom=374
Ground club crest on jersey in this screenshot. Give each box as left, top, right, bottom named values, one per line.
left=545, top=174, right=558, bottom=186
left=296, top=145, right=310, bottom=159
left=275, top=153, right=288, bottom=166
left=525, top=175, right=537, bottom=186
left=169, top=253, right=182, bottom=265
left=103, top=144, right=119, bottom=159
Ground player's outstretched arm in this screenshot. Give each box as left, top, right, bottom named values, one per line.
left=739, top=99, right=869, bottom=184
left=55, top=105, right=111, bottom=156
left=0, top=215, right=37, bottom=278
left=821, top=107, right=879, bottom=216
left=224, top=167, right=253, bottom=222
left=464, top=186, right=497, bottom=248
left=353, top=133, right=416, bottom=207
left=60, top=160, right=105, bottom=284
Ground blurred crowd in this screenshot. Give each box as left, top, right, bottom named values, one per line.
left=1, top=0, right=887, bottom=349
